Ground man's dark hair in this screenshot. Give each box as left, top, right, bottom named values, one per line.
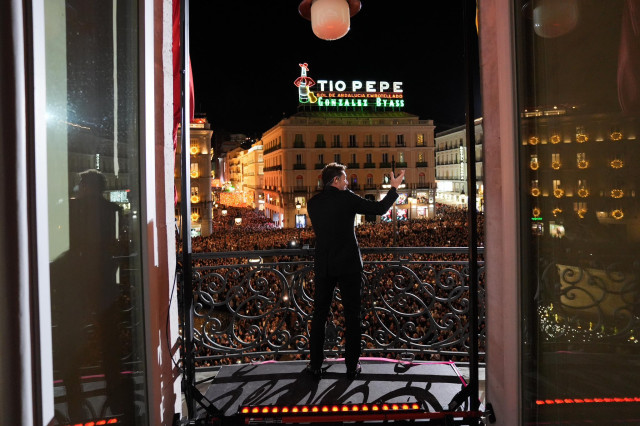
left=79, top=169, right=107, bottom=193
left=322, top=162, right=346, bottom=187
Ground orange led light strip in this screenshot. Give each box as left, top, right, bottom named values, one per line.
left=240, top=402, right=421, bottom=415
left=536, top=397, right=640, bottom=405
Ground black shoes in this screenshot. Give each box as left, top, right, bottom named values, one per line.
left=306, top=362, right=361, bottom=380
left=305, top=363, right=322, bottom=381
left=346, top=363, right=361, bottom=380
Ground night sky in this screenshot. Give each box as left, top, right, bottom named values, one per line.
left=189, top=1, right=480, bottom=139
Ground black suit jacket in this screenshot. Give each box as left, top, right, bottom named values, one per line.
left=308, top=186, right=399, bottom=276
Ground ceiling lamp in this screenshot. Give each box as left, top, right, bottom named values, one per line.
left=298, top=0, right=362, bottom=41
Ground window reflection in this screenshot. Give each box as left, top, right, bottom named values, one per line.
left=516, top=0, right=640, bottom=423
left=45, top=1, right=146, bottom=424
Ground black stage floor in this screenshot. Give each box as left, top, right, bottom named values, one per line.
left=197, top=358, right=481, bottom=424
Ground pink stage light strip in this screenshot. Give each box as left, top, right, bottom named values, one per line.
left=536, top=397, right=640, bottom=405
left=60, top=418, right=119, bottom=425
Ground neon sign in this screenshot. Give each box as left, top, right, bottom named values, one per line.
left=294, top=63, right=316, bottom=103
left=293, top=63, right=404, bottom=109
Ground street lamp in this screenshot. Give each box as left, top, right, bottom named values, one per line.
left=298, top=0, right=362, bottom=41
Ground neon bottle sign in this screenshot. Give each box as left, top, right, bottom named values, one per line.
left=293, top=63, right=404, bottom=109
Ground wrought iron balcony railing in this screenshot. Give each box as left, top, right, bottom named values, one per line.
left=186, top=247, right=486, bottom=371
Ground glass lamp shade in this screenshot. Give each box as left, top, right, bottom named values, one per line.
left=533, top=0, right=578, bottom=38
left=311, top=0, right=350, bottom=41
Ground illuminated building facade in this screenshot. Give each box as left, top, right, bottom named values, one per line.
left=175, top=118, right=214, bottom=236
left=242, top=142, right=265, bottom=210
left=435, top=118, right=484, bottom=210
left=521, top=110, right=640, bottom=240
left=222, top=142, right=264, bottom=210
left=225, top=146, right=243, bottom=190
left=261, top=110, right=436, bottom=228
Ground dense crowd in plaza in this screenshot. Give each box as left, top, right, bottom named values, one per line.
left=191, top=203, right=484, bottom=253
left=186, top=203, right=485, bottom=367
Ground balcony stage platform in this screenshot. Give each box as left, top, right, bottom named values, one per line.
left=195, top=358, right=482, bottom=425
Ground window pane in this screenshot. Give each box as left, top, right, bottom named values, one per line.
left=515, top=1, right=640, bottom=423
left=46, top=1, right=147, bottom=424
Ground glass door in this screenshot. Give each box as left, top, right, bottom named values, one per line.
left=514, top=0, right=640, bottom=423
left=45, top=1, right=148, bottom=423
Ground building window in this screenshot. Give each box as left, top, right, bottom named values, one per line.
left=350, top=174, right=357, bottom=186
left=349, top=134, right=357, bottom=147
left=296, top=175, right=303, bottom=187
left=367, top=174, right=373, bottom=185
left=364, top=134, right=373, bottom=147
left=396, top=134, right=405, bottom=147
left=419, top=173, right=425, bottom=185
left=318, top=154, right=324, bottom=164
left=366, top=153, right=372, bottom=163
left=317, top=175, right=323, bottom=188
left=190, top=139, right=200, bottom=155
left=380, top=134, right=389, bottom=147
left=351, top=153, right=356, bottom=163
left=334, top=153, right=341, bottom=163
left=418, top=152, right=424, bottom=162
left=296, top=154, right=303, bottom=165
left=417, top=134, right=425, bottom=146
left=382, top=153, right=389, bottom=163
left=332, top=134, right=341, bottom=148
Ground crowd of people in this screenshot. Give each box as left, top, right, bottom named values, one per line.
left=186, top=203, right=485, bottom=367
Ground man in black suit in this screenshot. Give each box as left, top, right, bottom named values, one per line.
left=306, top=162, right=405, bottom=380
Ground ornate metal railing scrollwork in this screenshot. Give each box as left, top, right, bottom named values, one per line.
left=538, top=257, right=640, bottom=347
left=187, top=247, right=485, bottom=370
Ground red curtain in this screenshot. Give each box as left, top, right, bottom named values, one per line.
left=618, top=0, right=640, bottom=114
left=173, top=0, right=195, bottom=205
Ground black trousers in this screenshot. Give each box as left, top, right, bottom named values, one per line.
left=309, top=271, right=363, bottom=371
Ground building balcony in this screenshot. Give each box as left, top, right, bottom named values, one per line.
left=416, top=161, right=429, bottom=167
left=410, top=182, right=435, bottom=189
left=293, top=141, right=305, bottom=148
left=380, top=162, right=392, bottom=168
left=293, top=163, right=306, bottom=170
left=264, top=145, right=281, bottom=154
left=314, top=163, right=325, bottom=170
left=314, top=141, right=326, bottom=148
left=364, top=162, right=376, bottom=168
left=264, top=165, right=282, bottom=172
left=364, top=183, right=377, bottom=190
left=347, top=162, right=360, bottom=169
left=187, top=247, right=485, bottom=366
left=395, top=162, right=407, bottom=168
